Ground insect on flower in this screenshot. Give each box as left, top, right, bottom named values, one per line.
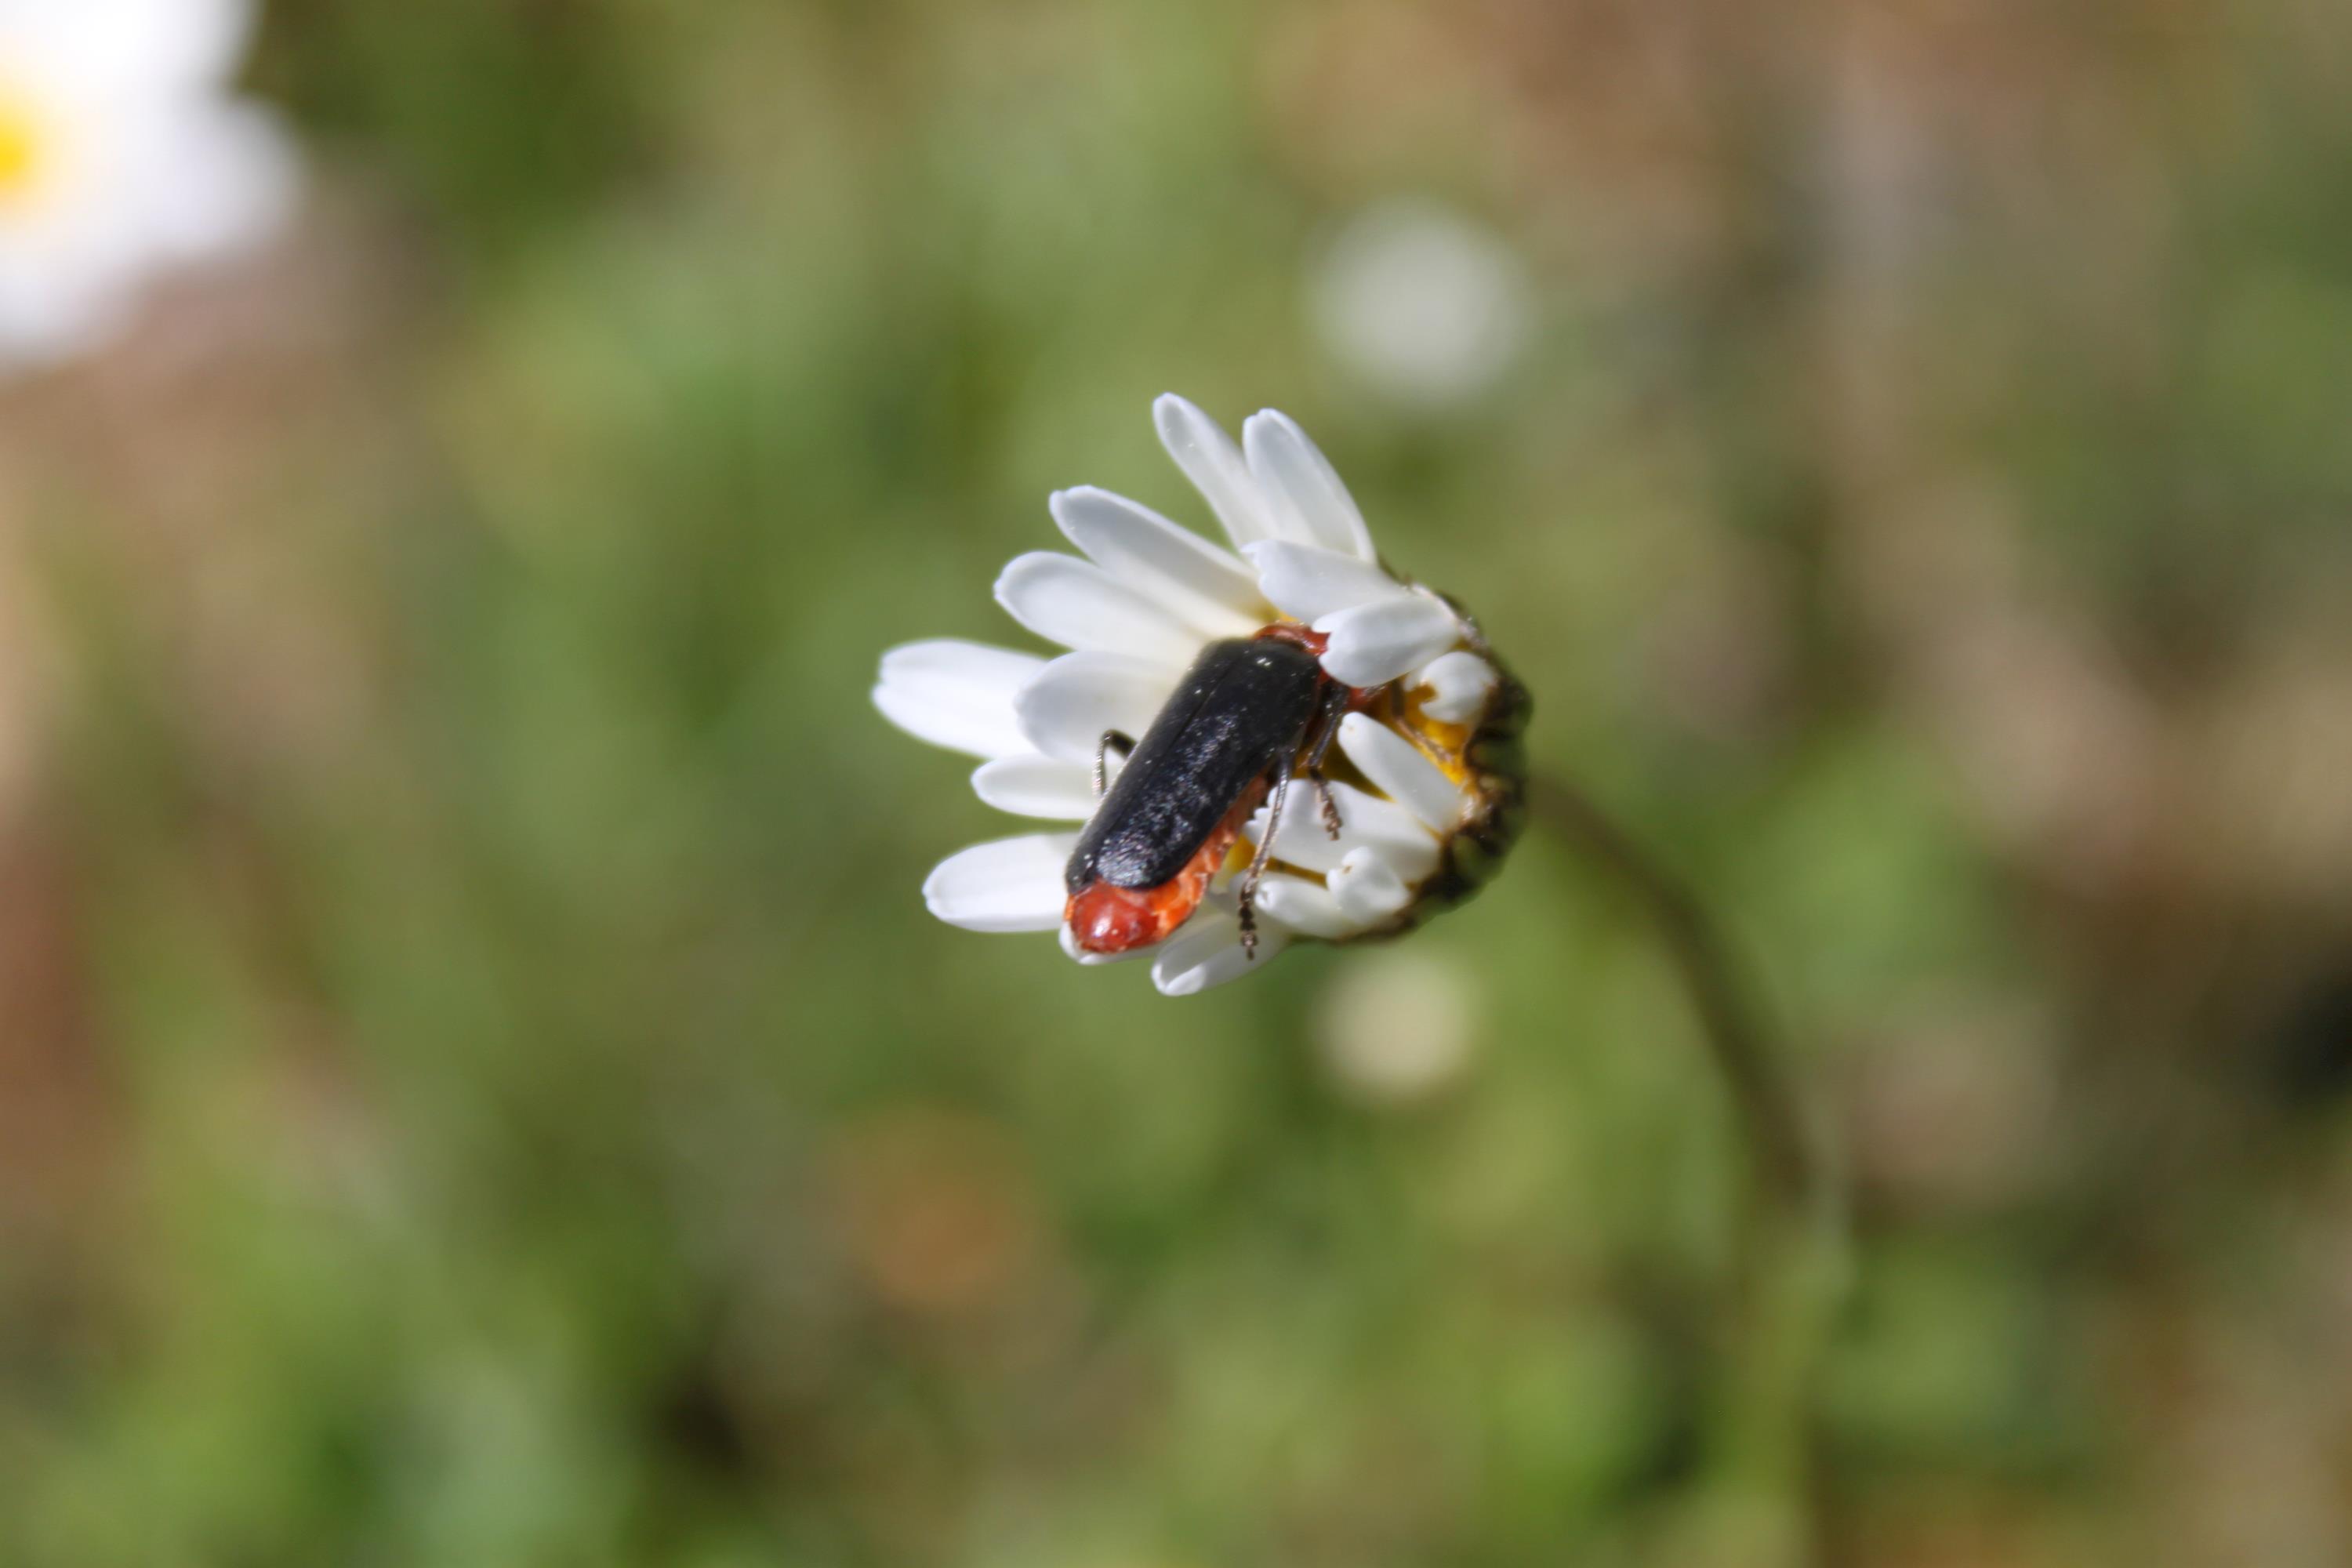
left=874, top=396, right=1526, bottom=996
left=1063, top=622, right=1356, bottom=962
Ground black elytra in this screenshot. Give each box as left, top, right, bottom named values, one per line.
left=1063, top=637, right=1329, bottom=895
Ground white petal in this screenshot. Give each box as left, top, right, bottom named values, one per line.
left=0, top=93, right=294, bottom=373
left=1414, top=651, right=1498, bottom=724
left=1250, top=873, right=1360, bottom=940
left=16, top=0, right=252, bottom=90
left=1315, top=593, right=1463, bottom=688
left=922, top=834, right=1076, bottom=932
left=1014, top=651, right=1178, bottom=766
left=1241, top=410, right=1377, bottom=560
left=1338, top=713, right=1471, bottom=835
left=1330, top=848, right=1414, bottom=926
left=873, top=640, right=1047, bottom=759
left=1060, top=924, right=1158, bottom=964
left=971, top=755, right=1101, bottom=820
left=994, top=552, right=1206, bottom=665
left=1246, top=780, right=1440, bottom=883
left=1154, top=394, right=1280, bottom=550
left=143, top=100, right=299, bottom=263
left=1240, top=540, right=1411, bottom=624
left=0, top=260, right=123, bottom=372
left=1051, top=487, right=1266, bottom=637
left=1151, top=910, right=1290, bottom=996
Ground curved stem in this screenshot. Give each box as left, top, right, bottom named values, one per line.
left=1525, top=771, right=1846, bottom=1564
left=1523, top=773, right=1826, bottom=1222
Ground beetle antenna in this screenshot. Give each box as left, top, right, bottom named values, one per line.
left=1301, top=686, right=1349, bottom=840
left=1236, top=762, right=1294, bottom=960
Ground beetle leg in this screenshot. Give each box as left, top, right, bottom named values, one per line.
left=1300, top=685, right=1350, bottom=839
left=1312, top=780, right=1341, bottom=839
left=1093, top=731, right=1136, bottom=799
left=1237, top=762, right=1294, bottom=960
left=1389, top=712, right=1468, bottom=783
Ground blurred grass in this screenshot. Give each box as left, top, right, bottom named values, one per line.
left=2, top=1, right=2350, bottom=1565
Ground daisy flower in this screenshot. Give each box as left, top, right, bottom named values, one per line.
left=873, top=395, right=1526, bottom=996
left=0, top=0, right=297, bottom=372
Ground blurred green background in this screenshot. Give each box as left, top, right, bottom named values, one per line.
left=5, top=1, right=2352, bottom=1563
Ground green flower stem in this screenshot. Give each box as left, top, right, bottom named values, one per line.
left=1525, top=771, right=1848, bottom=1566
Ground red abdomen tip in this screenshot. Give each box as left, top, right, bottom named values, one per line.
left=1065, top=783, right=1269, bottom=956
left=1065, top=880, right=1185, bottom=954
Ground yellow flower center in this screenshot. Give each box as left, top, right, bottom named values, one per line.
left=0, top=87, right=49, bottom=205
left=1396, top=691, right=1477, bottom=788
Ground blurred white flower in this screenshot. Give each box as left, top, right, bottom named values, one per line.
left=1315, top=949, right=1479, bottom=1105
left=873, top=396, right=1527, bottom=996
left=1310, top=198, right=1532, bottom=409
left=0, top=0, right=296, bottom=372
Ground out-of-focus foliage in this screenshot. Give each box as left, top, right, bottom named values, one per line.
left=2, top=1, right=2350, bottom=1564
